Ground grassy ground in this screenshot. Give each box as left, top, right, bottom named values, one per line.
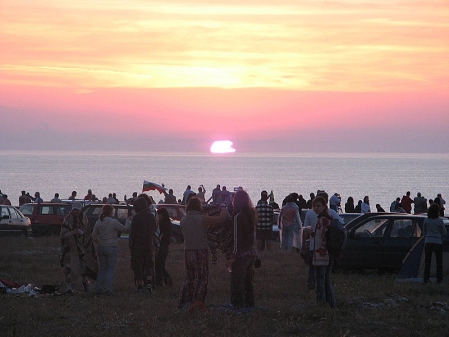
left=0, top=236, right=448, bottom=337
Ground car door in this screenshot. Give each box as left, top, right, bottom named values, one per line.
left=0, top=206, right=24, bottom=234
left=342, top=217, right=389, bottom=269
left=0, top=206, right=11, bottom=232
left=381, top=217, right=423, bottom=269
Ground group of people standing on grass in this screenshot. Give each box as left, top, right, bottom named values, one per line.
left=59, top=188, right=257, bottom=311
left=58, top=186, right=446, bottom=310
left=59, top=194, right=172, bottom=295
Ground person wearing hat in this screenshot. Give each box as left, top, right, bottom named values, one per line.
left=60, top=201, right=97, bottom=295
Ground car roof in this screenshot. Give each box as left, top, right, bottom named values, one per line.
left=345, top=212, right=426, bottom=230
left=20, top=202, right=71, bottom=206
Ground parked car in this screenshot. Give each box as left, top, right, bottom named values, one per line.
left=339, top=213, right=362, bottom=225
left=0, top=205, right=32, bottom=237
left=19, top=202, right=72, bottom=235
left=154, top=203, right=186, bottom=221
left=82, top=203, right=133, bottom=229
left=82, top=203, right=184, bottom=243
left=338, top=213, right=449, bottom=271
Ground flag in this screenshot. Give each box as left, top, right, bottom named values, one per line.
left=142, top=181, right=167, bottom=194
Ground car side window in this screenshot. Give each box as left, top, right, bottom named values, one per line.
left=91, top=207, right=102, bottom=217
left=354, top=219, right=388, bottom=238
left=390, top=219, right=413, bottom=237
left=19, top=205, right=33, bottom=216
left=1, top=207, right=9, bottom=218
left=58, top=206, right=71, bottom=215
left=117, top=208, right=129, bottom=219
left=40, top=206, right=55, bottom=215
left=9, top=208, right=20, bottom=219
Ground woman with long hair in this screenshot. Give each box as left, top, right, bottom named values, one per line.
left=227, top=190, right=257, bottom=309
left=92, top=204, right=128, bottom=294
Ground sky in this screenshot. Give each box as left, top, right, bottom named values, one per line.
left=1, top=0, right=448, bottom=153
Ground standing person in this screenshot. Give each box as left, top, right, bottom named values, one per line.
left=310, top=196, right=336, bottom=308
left=433, top=197, right=445, bottom=217
left=0, top=194, right=11, bottom=205
left=401, top=191, right=414, bottom=214
left=84, top=189, right=93, bottom=201
left=354, top=200, right=362, bottom=213
left=129, top=197, right=157, bottom=292
left=60, top=202, right=97, bottom=294
left=33, top=192, right=43, bottom=203
left=124, top=192, right=138, bottom=205
left=226, top=190, right=257, bottom=309
left=155, top=207, right=173, bottom=287
left=306, top=193, right=315, bottom=209
left=390, top=197, right=401, bottom=212
left=207, top=184, right=222, bottom=204
left=329, top=193, right=341, bottom=212
left=278, top=194, right=302, bottom=251
left=414, top=192, right=427, bottom=214
left=182, top=185, right=195, bottom=205
left=422, top=204, right=447, bottom=284
left=162, top=185, right=177, bottom=204
left=303, top=191, right=344, bottom=291
left=178, top=197, right=226, bottom=311
left=196, top=185, right=206, bottom=204
left=19, top=191, right=31, bottom=206
left=344, top=197, right=355, bottom=213
left=69, top=191, right=77, bottom=201
left=51, top=193, right=62, bottom=203
left=91, top=204, right=128, bottom=294
left=361, top=196, right=371, bottom=213
left=255, top=191, right=274, bottom=252
left=221, top=186, right=232, bottom=207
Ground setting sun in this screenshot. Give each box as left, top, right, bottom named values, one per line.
left=210, top=140, right=236, bottom=154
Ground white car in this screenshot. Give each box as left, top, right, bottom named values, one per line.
left=0, top=205, right=32, bottom=237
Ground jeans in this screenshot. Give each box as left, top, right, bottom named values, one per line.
left=281, top=226, right=294, bottom=251
left=424, top=243, right=443, bottom=283
left=315, top=257, right=336, bottom=308
left=231, top=255, right=255, bottom=309
left=95, top=245, right=118, bottom=293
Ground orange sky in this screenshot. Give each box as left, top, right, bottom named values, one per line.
left=1, top=0, right=448, bottom=153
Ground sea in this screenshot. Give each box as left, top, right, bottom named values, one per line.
left=1, top=151, right=448, bottom=211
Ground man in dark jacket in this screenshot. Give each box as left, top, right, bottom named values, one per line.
left=130, top=197, right=157, bottom=292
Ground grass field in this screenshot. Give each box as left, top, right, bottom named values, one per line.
left=0, top=236, right=448, bottom=337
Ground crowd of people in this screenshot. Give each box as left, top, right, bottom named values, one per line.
left=56, top=189, right=258, bottom=312
left=1, top=185, right=447, bottom=309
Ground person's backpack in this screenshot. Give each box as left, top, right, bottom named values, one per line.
left=325, top=215, right=347, bottom=258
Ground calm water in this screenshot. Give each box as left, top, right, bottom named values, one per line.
left=1, top=151, right=448, bottom=210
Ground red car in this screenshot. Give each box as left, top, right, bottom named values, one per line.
left=19, top=202, right=72, bottom=235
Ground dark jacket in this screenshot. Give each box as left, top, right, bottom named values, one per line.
left=159, top=218, right=172, bottom=247
left=130, top=209, right=157, bottom=251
